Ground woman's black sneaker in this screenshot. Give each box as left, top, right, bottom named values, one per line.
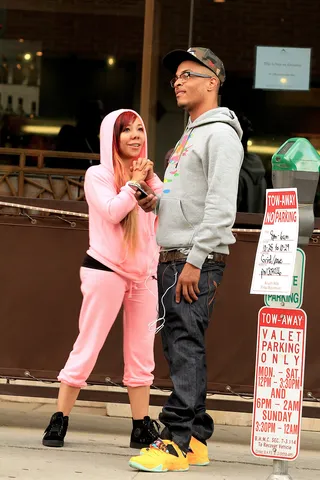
left=42, top=412, right=69, bottom=447
left=130, top=416, right=160, bottom=449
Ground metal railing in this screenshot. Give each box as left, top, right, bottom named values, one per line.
left=0, top=147, right=99, bottom=200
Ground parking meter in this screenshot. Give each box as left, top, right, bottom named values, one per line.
left=272, top=138, right=320, bottom=245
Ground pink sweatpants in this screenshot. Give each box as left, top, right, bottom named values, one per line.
left=58, top=267, right=157, bottom=388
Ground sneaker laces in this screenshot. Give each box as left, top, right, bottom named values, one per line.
left=147, top=439, right=170, bottom=456
left=44, top=418, right=64, bottom=437
left=147, top=439, right=181, bottom=458
left=146, top=419, right=161, bottom=440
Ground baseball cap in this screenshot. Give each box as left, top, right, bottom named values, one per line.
left=163, top=47, right=226, bottom=84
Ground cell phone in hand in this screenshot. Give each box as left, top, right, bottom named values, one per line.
left=128, top=182, right=148, bottom=199
left=135, top=185, right=148, bottom=199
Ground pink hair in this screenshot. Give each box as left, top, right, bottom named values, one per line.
left=113, top=112, right=139, bottom=254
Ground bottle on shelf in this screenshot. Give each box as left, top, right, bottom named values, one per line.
left=4, top=95, right=14, bottom=115
left=16, top=97, right=26, bottom=117
left=3, top=118, right=12, bottom=148
left=0, top=56, right=8, bottom=84
left=29, top=101, right=37, bottom=119
left=0, top=93, right=4, bottom=118
left=4, top=132, right=12, bottom=148
left=28, top=63, right=38, bottom=86
left=13, top=59, right=24, bottom=85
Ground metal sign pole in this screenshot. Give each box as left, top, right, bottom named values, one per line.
left=267, top=247, right=306, bottom=480
left=267, top=459, right=292, bottom=480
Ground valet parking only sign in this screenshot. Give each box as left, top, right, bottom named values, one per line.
left=251, top=189, right=299, bottom=295
left=251, top=307, right=307, bottom=460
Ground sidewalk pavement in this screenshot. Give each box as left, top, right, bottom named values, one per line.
left=0, top=400, right=319, bottom=479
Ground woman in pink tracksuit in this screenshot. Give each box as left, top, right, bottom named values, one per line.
left=42, top=109, right=163, bottom=449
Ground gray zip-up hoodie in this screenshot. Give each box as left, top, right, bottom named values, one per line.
left=156, top=107, right=244, bottom=269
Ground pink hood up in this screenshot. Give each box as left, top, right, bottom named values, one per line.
left=84, top=109, right=163, bottom=281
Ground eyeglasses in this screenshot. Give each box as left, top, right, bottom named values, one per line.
left=170, top=71, right=214, bottom=88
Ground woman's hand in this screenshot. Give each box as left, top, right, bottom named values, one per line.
left=144, top=160, right=154, bottom=181
left=131, top=166, right=148, bottom=183
left=131, top=158, right=154, bottom=183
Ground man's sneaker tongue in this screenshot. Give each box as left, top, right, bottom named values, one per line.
left=166, top=444, right=180, bottom=458
left=151, top=439, right=183, bottom=458
left=151, top=438, right=168, bottom=452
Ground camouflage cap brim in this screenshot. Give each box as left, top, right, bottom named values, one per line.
left=163, top=48, right=225, bottom=84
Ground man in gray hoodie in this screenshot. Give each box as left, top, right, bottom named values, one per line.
left=130, top=47, right=244, bottom=473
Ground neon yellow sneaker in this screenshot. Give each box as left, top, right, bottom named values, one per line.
left=187, top=436, right=210, bottom=466
left=129, top=439, right=189, bottom=472
left=139, top=436, right=210, bottom=466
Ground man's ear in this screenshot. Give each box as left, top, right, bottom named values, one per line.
left=207, top=76, right=219, bottom=92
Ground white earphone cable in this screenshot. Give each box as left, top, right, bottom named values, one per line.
left=148, top=271, right=178, bottom=334
left=144, top=248, right=178, bottom=334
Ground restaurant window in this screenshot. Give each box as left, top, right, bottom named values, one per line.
left=152, top=0, right=320, bottom=215
left=0, top=1, right=145, bottom=172
left=0, top=1, right=319, bottom=214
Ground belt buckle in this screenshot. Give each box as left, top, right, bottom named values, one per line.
left=161, top=250, right=169, bottom=262
left=172, top=250, right=179, bottom=262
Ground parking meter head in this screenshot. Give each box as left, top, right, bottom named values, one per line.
left=272, top=138, right=320, bottom=173
left=271, top=137, right=320, bottom=246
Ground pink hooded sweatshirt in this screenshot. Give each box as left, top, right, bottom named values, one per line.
left=84, top=109, right=163, bottom=281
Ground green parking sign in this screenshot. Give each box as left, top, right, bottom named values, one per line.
left=264, top=248, right=305, bottom=309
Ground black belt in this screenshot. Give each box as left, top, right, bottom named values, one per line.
left=159, top=250, right=227, bottom=264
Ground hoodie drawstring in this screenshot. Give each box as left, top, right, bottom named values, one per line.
left=128, top=281, right=133, bottom=299
left=128, top=281, right=138, bottom=299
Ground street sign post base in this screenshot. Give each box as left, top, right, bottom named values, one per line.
left=266, top=460, right=293, bottom=480
left=267, top=474, right=293, bottom=480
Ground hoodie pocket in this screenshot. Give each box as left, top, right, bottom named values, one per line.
left=157, top=197, right=195, bottom=247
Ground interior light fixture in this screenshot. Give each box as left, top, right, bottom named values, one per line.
left=22, top=125, right=60, bottom=135
left=36, top=51, right=43, bottom=57
left=213, top=0, right=226, bottom=3
left=24, top=53, right=32, bottom=61
left=107, top=56, right=116, bottom=67
left=18, top=38, right=24, bottom=43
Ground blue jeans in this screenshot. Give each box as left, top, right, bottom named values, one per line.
left=157, top=259, right=225, bottom=451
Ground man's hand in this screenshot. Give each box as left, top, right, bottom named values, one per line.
left=176, top=263, right=201, bottom=304
left=134, top=181, right=158, bottom=212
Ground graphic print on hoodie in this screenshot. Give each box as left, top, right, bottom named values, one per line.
left=164, top=130, right=193, bottom=189
left=84, top=109, right=163, bottom=281
left=157, top=107, right=244, bottom=269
